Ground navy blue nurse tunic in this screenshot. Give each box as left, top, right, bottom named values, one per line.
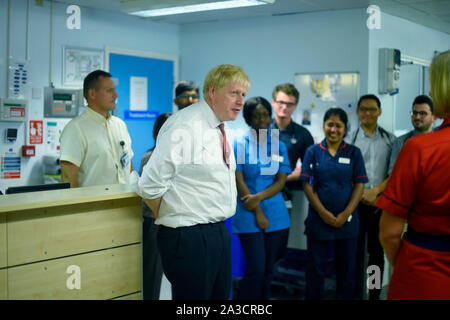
left=299, top=140, right=368, bottom=240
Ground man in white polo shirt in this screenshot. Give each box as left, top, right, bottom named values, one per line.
left=60, top=70, right=134, bottom=187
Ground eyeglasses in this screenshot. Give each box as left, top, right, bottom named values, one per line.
left=358, top=107, right=379, bottom=113
left=275, top=100, right=296, bottom=108
left=177, top=94, right=199, bottom=100
left=410, top=111, right=430, bottom=117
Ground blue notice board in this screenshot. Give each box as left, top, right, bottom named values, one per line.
left=109, top=53, right=174, bottom=171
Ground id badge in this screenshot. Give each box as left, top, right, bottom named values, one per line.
left=338, top=157, right=350, bottom=164
left=271, top=154, right=284, bottom=162
left=285, top=200, right=293, bottom=209
left=120, top=151, right=130, bottom=168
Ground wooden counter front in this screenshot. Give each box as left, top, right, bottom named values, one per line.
left=0, top=184, right=142, bottom=300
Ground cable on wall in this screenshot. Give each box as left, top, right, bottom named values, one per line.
left=49, top=0, right=54, bottom=87
left=6, top=0, right=13, bottom=97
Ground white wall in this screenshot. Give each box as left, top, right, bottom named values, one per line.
left=180, top=8, right=370, bottom=130
left=1, top=1, right=449, bottom=193
left=368, top=12, right=450, bottom=132
left=0, top=0, right=180, bottom=192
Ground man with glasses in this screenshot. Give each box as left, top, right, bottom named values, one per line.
left=387, top=95, right=435, bottom=175
left=271, top=83, right=314, bottom=193
left=270, top=83, right=314, bottom=283
left=173, top=80, right=200, bottom=110
left=349, top=94, right=396, bottom=300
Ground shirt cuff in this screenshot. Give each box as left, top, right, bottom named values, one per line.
left=60, top=155, right=82, bottom=167
left=376, top=193, right=409, bottom=218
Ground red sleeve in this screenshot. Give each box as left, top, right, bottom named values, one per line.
left=376, top=139, right=422, bottom=218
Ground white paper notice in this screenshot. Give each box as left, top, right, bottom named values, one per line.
left=130, top=76, right=148, bottom=111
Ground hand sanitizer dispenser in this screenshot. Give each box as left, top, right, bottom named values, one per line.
left=379, top=48, right=401, bottom=95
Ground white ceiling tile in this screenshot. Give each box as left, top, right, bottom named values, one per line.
left=51, top=0, right=450, bottom=34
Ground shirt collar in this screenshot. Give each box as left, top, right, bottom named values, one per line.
left=358, top=124, right=382, bottom=138
left=245, top=128, right=273, bottom=144
left=85, top=106, right=111, bottom=125
left=271, top=118, right=294, bottom=133
left=439, top=115, right=450, bottom=130
left=200, top=99, right=222, bottom=129
left=319, top=138, right=347, bottom=151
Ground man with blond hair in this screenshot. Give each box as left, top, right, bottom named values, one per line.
left=139, top=64, right=250, bottom=300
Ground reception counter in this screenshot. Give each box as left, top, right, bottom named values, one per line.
left=0, top=184, right=142, bottom=300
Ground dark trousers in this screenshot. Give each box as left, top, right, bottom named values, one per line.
left=237, top=228, right=289, bottom=300
left=142, top=216, right=163, bottom=300
left=306, top=237, right=358, bottom=300
left=355, top=203, right=385, bottom=300
left=157, top=221, right=231, bottom=300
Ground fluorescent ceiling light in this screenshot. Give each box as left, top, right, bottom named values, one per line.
left=130, top=0, right=274, bottom=17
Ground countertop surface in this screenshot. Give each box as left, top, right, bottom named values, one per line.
left=0, top=184, right=138, bottom=213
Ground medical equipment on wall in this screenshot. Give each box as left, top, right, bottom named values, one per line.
left=43, top=154, right=61, bottom=184
left=0, top=98, right=28, bottom=122
left=379, top=48, right=401, bottom=95
left=5, top=128, right=18, bottom=142
left=44, top=87, right=82, bottom=118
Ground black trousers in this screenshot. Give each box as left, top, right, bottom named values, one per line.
left=142, top=216, right=163, bottom=300
left=306, top=237, right=358, bottom=300
left=157, top=221, right=231, bottom=300
left=355, top=203, right=385, bottom=300
left=237, top=228, right=289, bottom=300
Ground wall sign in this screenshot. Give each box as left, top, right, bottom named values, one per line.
left=29, top=120, right=44, bottom=144
left=63, top=46, right=104, bottom=86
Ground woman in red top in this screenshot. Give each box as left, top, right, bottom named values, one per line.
left=377, top=50, right=450, bottom=300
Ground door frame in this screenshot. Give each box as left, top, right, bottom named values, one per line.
left=104, top=46, right=179, bottom=114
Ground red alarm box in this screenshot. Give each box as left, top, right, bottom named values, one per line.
left=22, top=145, right=36, bottom=157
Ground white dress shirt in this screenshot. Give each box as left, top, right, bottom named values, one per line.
left=138, top=100, right=237, bottom=228
left=60, top=107, right=134, bottom=187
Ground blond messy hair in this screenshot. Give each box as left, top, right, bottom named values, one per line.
left=429, top=50, right=450, bottom=118
left=203, top=64, right=250, bottom=97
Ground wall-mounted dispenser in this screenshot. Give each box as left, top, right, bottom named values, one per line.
left=379, top=48, right=401, bottom=95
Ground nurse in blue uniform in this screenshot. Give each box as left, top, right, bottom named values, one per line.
left=299, top=108, right=368, bottom=300
left=232, top=96, right=291, bottom=300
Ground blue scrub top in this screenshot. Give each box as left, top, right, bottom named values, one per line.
left=232, top=130, right=292, bottom=234
left=299, top=139, right=368, bottom=240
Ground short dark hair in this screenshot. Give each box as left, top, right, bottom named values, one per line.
left=272, top=83, right=299, bottom=104
left=83, top=70, right=112, bottom=100
left=153, top=112, right=172, bottom=141
left=175, top=80, right=199, bottom=98
left=323, top=107, right=348, bottom=136
left=357, top=94, right=381, bottom=109
left=243, top=96, right=272, bottom=127
left=412, top=95, right=434, bottom=114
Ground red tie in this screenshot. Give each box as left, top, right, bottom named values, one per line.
left=218, top=123, right=230, bottom=168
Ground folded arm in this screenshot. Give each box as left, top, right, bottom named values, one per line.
left=303, top=181, right=337, bottom=227
left=235, top=171, right=269, bottom=230
left=240, top=172, right=287, bottom=211
left=335, top=183, right=364, bottom=227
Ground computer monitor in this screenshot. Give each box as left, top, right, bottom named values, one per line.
left=5, top=182, right=70, bottom=195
